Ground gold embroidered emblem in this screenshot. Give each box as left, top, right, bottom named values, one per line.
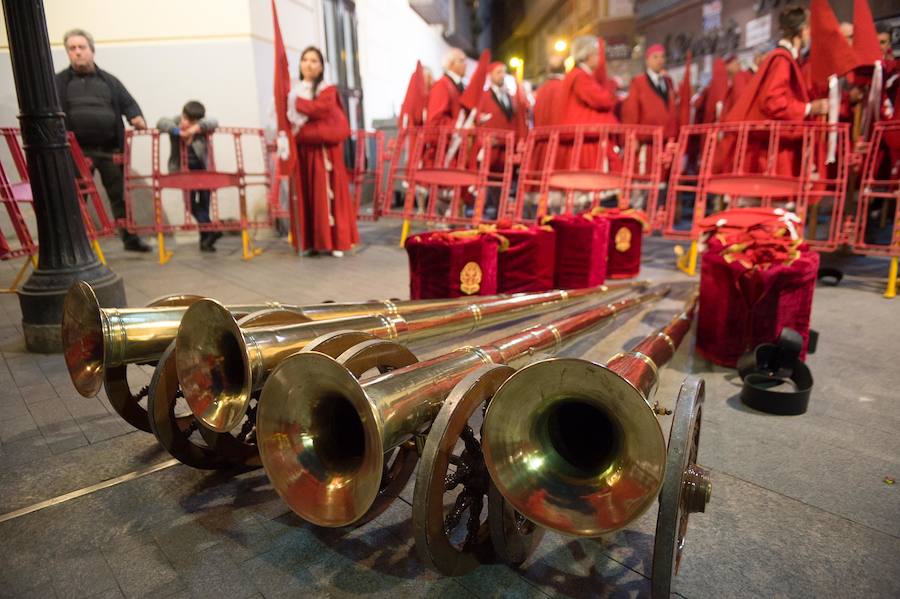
left=459, top=261, right=482, bottom=295
left=614, top=226, right=632, bottom=252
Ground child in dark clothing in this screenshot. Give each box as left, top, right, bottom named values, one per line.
left=157, top=101, right=222, bottom=252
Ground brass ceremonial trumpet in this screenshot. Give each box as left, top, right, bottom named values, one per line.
left=255, top=286, right=669, bottom=528
left=61, top=280, right=540, bottom=398
left=175, top=282, right=647, bottom=434
left=481, top=292, right=711, bottom=540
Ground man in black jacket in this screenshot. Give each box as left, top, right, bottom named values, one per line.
left=55, top=28, right=150, bottom=252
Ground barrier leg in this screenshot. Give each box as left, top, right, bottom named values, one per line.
left=242, top=229, right=263, bottom=261
left=157, top=232, right=173, bottom=265
left=885, top=257, right=898, bottom=299
left=675, top=240, right=699, bottom=276
left=1, top=257, right=33, bottom=294
left=92, top=239, right=106, bottom=265
left=399, top=218, right=411, bottom=247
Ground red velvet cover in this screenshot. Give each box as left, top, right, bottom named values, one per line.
left=405, top=231, right=500, bottom=299
left=496, top=225, right=557, bottom=293
left=589, top=208, right=647, bottom=279
left=696, top=238, right=819, bottom=367
left=546, top=214, right=610, bottom=288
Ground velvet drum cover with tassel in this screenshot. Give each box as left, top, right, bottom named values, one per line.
left=406, top=231, right=500, bottom=299
left=496, top=225, right=557, bottom=293
left=546, top=214, right=610, bottom=288
left=695, top=209, right=818, bottom=367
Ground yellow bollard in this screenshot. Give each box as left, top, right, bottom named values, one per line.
left=157, top=232, right=173, bottom=265
left=399, top=219, right=411, bottom=247
left=92, top=239, right=106, bottom=265
left=885, top=256, right=898, bottom=299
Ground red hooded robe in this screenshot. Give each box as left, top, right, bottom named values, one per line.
left=293, top=85, right=359, bottom=252
left=721, top=46, right=811, bottom=176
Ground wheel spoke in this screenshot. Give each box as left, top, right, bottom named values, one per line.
left=443, top=489, right=473, bottom=536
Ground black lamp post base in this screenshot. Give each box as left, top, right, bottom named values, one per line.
left=18, top=266, right=125, bottom=353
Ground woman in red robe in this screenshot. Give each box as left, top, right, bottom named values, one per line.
left=288, top=46, right=359, bottom=256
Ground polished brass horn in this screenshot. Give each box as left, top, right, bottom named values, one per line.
left=61, top=280, right=552, bottom=398
left=255, top=286, right=669, bottom=528
left=176, top=282, right=649, bottom=434
left=482, top=291, right=709, bottom=538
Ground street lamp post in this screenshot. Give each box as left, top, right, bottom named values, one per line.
left=2, top=0, right=126, bottom=352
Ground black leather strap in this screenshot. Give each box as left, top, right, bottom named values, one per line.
left=738, top=328, right=813, bottom=415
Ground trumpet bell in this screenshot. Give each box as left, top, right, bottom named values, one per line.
left=482, top=358, right=667, bottom=537
left=62, top=281, right=105, bottom=397
left=257, top=351, right=384, bottom=527
left=176, top=299, right=252, bottom=432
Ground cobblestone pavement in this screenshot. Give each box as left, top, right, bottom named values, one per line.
left=1, top=222, right=898, bottom=598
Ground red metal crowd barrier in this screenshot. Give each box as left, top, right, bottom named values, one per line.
left=854, top=120, right=900, bottom=257
left=384, top=126, right=515, bottom=236
left=513, top=124, right=665, bottom=222
left=123, top=127, right=272, bottom=263
left=661, top=121, right=851, bottom=253
left=0, top=129, right=38, bottom=269
left=0, top=128, right=114, bottom=289
left=348, top=129, right=384, bottom=221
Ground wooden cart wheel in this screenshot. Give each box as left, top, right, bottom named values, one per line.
left=413, top=364, right=519, bottom=576
left=103, top=294, right=204, bottom=433
left=651, top=376, right=711, bottom=599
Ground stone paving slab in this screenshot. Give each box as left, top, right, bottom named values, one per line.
left=0, top=224, right=898, bottom=598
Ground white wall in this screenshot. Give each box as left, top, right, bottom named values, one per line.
left=355, top=0, right=451, bottom=127
left=0, top=0, right=447, bottom=226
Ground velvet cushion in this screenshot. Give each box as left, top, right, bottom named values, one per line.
left=546, top=214, right=609, bottom=288
left=406, top=231, right=500, bottom=299
left=496, top=225, right=557, bottom=293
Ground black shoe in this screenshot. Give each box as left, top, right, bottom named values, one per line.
left=200, top=242, right=216, bottom=253
left=123, top=237, right=151, bottom=253
left=208, top=231, right=223, bottom=247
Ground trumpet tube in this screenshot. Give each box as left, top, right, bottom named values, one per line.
left=482, top=292, right=700, bottom=537
left=61, top=280, right=554, bottom=398
left=256, top=286, right=669, bottom=527
left=177, top=282, right=647, bottom=433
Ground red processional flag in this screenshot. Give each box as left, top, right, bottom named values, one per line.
left=852, top=0, right=882, bottom=65
left=678, top=51, right=693, bottom=128
left=460, top=49, right=492, bottom=112
left=593, top=37, right=608, bottom=85
left=271, top=0, right=302, bottom=253
left=702, top=58, right=729, bottom=123
left=398, top=61, right=427, bottom=128
left=807, top=0, right=861, bottom=95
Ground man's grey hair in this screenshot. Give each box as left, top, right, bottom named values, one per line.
left=63, top=28, right=95, bottom=52
left=442, top=47, right=464, bottom=71
left=571, top=35, right=599, bottom=64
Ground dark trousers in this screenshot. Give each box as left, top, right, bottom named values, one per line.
left=82, top=148, right=134, bottom=240
left=187, top=160, right=212, bottom=240
left=190, top=189, right=211, bottom=227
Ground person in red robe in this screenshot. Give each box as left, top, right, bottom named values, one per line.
left=426, top=47, right=467, bottom=128
left=556, top=35, right=619, bottom=174
left=721, top=6, right=829, bottom=175
left=533, top=55, right=566, bottom=127
left=723, top=55, right=754, bottom=117
left=557, top=35, right=618, bottom=127
left=474, top=62, right=519, bottom=169
left=288, top=46, right=359, bottom=255
left=621, top=43, right=678, bottom=141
